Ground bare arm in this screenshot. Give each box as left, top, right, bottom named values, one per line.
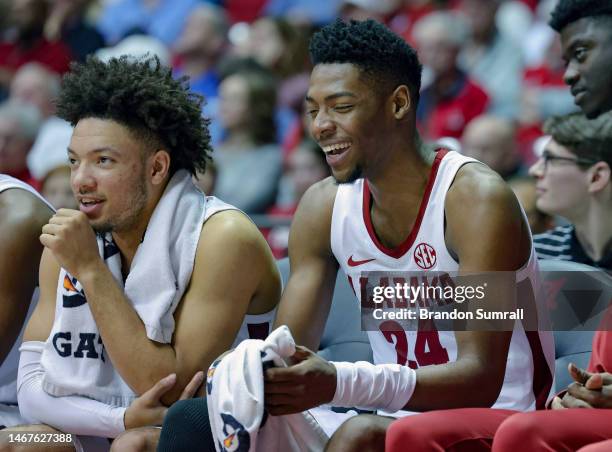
left=57, top=210, right=279, bottom=404
left=404, top=164, right=532, bottom=410
left=0, top=190, right=52, bottom=362
left=273, top=178, right=339, bottom=350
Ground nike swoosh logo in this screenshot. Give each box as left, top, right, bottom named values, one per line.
left=347, top=256, right=375, bottom=267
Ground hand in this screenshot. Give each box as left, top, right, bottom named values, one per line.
left=124, top=371, right=204, bottom=429
left=551, top=392, right=593, bottom=409
left=40, top=209, right=102, bottom=279
left=264, top=345, right=336, bottom=416
left=568, top=363, right=612, bottom=387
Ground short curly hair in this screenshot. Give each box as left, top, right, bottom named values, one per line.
left=309, top=19, right=422, bottom=104
left=57, top=55, right=212, bottom=176
left=549, top=0, right=612, bottom=32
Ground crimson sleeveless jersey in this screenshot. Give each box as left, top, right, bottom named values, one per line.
left=330, top=150, right=554, bottom=413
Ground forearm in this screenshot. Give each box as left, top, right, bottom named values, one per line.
left=405, top=357, right=503, bottom=411
left=78, top=265, right=178, bottom=395
left=17, top=342, right=126, bottom=438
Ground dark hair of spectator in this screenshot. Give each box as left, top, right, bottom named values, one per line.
left=219, top=58, right=277, bottom=146
left=266, top=18, right=312, bottom=78
left=549, top=0, right=612, bottom=32
left=543, top=111, right=612, bottom=168
left=56, top=55, right=212, bottom=176
left=309, top=19, right=422, bottom=104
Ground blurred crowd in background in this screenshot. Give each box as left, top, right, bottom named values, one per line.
left=0, top=0, right=577, bottom=257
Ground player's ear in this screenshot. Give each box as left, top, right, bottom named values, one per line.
left=150, top=150, right=171, bottom=185
left=391, top=85, right=411, bottom=119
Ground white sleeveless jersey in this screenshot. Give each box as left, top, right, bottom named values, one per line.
left=204, top=196, right=277, bottom=347
left=330, top=150, right=554, bottom=412
left=0, top=175, right=53, bottom=405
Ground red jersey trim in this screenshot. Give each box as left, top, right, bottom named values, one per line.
left=362, top=148, right=449, bottom=259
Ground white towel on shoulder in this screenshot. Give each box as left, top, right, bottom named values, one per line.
left=40, top=170, right=207, bottom=405
left=207, top=326, right=329, bottom=452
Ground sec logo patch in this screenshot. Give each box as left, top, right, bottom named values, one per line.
left=414, top=243, right=436, bottom=269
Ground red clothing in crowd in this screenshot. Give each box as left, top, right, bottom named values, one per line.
left=417, top=75, right=490, bottom=140
left=0, top=39, right=72, bottom=75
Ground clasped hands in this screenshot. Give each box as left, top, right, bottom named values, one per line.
left=552, top=363, right=612, bottom=409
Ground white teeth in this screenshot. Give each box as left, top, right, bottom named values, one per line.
left=323, top=143, right=350, bottom=154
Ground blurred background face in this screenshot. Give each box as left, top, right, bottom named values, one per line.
left=246, top=18, right=285, bottom=69
left=528, top=138, right=591, bottom=219
left=218, top=74, right=250, bottom=131
left=10, top=66, right=57, bottom=118
left=0, top=116, right=31, bottom=173
left=42, top=166, right=78, bottom=209
left=462, top=116, right=517, bottom=175
left=11, top=0, right=47, bottom=31
left=287, top=143, right=329, bottom=201
left=174, top=6, right=224, bottom=58
left=460, top=0, right=497, bottom=40
left=415, top=27, right=458, bottom=76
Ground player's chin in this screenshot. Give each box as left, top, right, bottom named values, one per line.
left=333, top=166, right=363, bottom=185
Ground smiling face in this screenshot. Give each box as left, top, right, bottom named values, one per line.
left=68, top=118, right=153, bottom=234
left=561, top=17, right=612, bottom=119
left=305, top=63, right=396, bottom=183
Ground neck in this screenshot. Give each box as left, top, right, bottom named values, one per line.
left=367, top=134, right=433, bottom=215
left=570, top=203, right=612, bottom=262
left=110, top=187, right=165, bottom=274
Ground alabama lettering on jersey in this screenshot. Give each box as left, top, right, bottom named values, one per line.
left=330, top=149, right=554, bottom=413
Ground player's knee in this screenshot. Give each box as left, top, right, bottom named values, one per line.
left=386, top=417, right=428, bottom=451
left=493, top=412, right=540, bottom=450
left=327, top=415, right=387, bottom=452
left=159, top=398, right=214, bottom=452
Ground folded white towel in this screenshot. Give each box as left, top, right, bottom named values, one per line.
left=40, top=170, right=207, bottom=405
left=207, top=325, right=329, bottom=452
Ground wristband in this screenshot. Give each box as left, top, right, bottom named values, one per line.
left=330, top=361, right=416, bottom=412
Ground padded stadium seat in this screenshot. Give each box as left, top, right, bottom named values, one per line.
left=276, top=258, right=373, bottom=363
left=538, top=259, right=612, bottom=392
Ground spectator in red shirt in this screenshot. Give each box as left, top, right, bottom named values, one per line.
left=413, top=10, right=489, bottom=140
left=0, top=0, right=72, bottom=94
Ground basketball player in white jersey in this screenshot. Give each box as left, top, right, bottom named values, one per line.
left=0, top=175, right=53, bottom=428
left=263, top=19, right=554, bottom=450
left=5, top=55, right=280, bottom=451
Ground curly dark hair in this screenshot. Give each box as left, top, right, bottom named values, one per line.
left=549, top=0, right=612, bottom=32
left=309, top=19, right=422, bottom=104
left=56, top=55, right=212, bottom=176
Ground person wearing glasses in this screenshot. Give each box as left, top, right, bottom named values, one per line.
left=530, top=111, right=612, bottom=270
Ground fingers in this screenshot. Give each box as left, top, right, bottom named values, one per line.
left=560, top=392, right=593, bottom=408
left=143, top=374, right=177, bottom=401
left=569, top=363, right=592, bottom=384
left=585, top=373, right=604, bottom=391
left=551, top=396, right=565, bottom=410
left=265, top=366, right=302, bottom=383
left=40, top=233, right=58, bottom=248
left=179, top=371, right=205, bottom=400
